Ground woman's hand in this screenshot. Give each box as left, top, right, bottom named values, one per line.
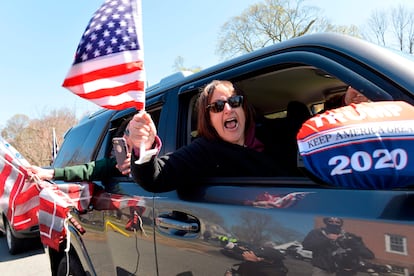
left=115, top=152, right=131, bottom=175
left=128, top=111, right=157, bottom=151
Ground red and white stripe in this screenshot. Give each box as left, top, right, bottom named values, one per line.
left=0, top=138, right=39, bottom=232
left=62, top=52, right=146, bottom=110
left=39, top=182, right=94, bottom=250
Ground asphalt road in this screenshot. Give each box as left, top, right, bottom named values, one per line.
left=0, top=234, right=51, bottom=276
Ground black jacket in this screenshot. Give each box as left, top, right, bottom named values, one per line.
left=131, top=137, right=283, bottom=192
left=303, top=228, right=374, bottom=273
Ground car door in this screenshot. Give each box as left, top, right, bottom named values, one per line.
left=53, top=108, right=160, bottom=275
left=152, top=44, right=414, bottom=276
left=80, top=107, right=166, bottom=276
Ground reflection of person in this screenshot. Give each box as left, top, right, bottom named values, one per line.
left=225, top=244, right=288, bottom=276
left=128, top=80, right=283, bottom=192
left=302, top=217, right=374, bottom=276
left=324, top=86, right=370, bottom=110
left=27, top=118, right=132, bottom=191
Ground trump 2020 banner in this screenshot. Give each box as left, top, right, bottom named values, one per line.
left=297, top=101, right=414, bottom=189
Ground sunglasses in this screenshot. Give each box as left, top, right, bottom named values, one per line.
left=206, top=95, right=244, bottom=113
left=328, top=219, right=342, bottom=225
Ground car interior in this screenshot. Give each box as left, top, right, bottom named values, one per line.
left=186, top=65, right=351, bottom=179
left=236, top=65, right=347, bottom=116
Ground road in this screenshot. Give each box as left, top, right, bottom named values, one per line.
left=0, top=234, right=51, bottom=276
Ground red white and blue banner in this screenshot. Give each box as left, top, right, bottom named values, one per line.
left=0, top=135, right=149, bottom=251
left=297, top=101, right=414, bottom=189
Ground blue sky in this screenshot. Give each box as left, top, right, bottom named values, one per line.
left=1, top=0, right=413, bottom=128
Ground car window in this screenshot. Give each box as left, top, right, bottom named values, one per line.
left=101, top=107, right=162, bottom=160
left=183, top=61, right=405, bottom=182
left=53, top=110, right=113, bottom=167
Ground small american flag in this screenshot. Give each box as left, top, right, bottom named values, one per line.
left=62, top=0, right=146, bottom=110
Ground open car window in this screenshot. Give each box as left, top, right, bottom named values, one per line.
left=184, top=61, right=414, bottom=188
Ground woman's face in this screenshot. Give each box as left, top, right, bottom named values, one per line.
left=208, top=84, right=246, bottom=146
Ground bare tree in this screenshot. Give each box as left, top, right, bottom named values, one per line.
left=2, top=108, right=78, bottom=166
left=231, top=211, right=302, bottom=245
left=392, top=5, right=410, bottom=51
left=408, top=13, right=414, bottom=53
left=1, top=114, right=30, bottom=141
left=216, top=0, right=361, bottom=60
left=172, top=56, right=202, bottom=73
left=364, top=4, right=414, bottom=54
left=365, top=9, right=388, bottom=46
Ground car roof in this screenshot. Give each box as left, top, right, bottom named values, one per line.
left=146, top=32, right=414, bottom=99
left=86, top=32, right=414, bottom=119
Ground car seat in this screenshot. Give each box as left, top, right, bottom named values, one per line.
left=285, top=101, right=312, bottom=175
left=256, top=101, right=311, bottom=176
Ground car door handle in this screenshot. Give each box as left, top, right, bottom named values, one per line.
left=156, top=217, right=199, bottom=233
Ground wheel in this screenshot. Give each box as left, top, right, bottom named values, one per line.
left=57, top=252, right=86, bottom=276
left=5, top=219, right=25, bottom=255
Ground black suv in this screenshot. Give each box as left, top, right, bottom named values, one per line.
left=48, top=33, right=414, bottom=275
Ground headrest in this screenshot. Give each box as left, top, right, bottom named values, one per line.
left=287, top=101, right=311, bottom=125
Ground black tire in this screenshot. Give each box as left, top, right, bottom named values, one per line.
left=5, top=219, right=25, bottom=255
left=57, top=252, right=86, bottom=276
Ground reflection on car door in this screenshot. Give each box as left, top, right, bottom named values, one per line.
left=153, top=183, right=414, bottom=275
left=74, top=179, right=157, bottom=275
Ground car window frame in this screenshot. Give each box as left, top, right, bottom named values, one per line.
left=176, top=49, right=408, bottom=187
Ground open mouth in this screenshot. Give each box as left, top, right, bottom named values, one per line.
left=224, top=118, right=238, bottom=129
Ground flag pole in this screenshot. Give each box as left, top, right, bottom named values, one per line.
left=132, top=0, right=146, bottom=108
left=131, top=0, right=157, bottom=163
left=52, top=127, right=58, bottom=163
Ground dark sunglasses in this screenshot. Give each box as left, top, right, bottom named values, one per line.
left=328, top=219, right=342, bottom=225
left=206, top=95, right=244, bottom=113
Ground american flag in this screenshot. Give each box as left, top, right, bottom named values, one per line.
left=0, top=137, right=40, bottom=232
left=92, top=192, right=146, bottom=210
left=62, top=0, right=146, bottom=110
left=0, top=136, right=149, bottom=251
left=39, top=182, right=94, bottom=250
left=39, top=184, right=149, bottom=250
left=245, top=191, right=312, bottom=209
